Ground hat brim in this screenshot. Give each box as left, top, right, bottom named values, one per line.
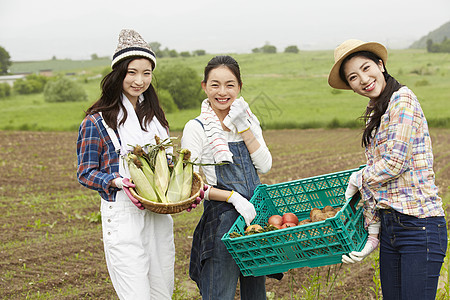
left=328, top=42, right=387, bottom=90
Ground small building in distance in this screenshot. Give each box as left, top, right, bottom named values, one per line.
left=0, top=74, right=27, bottom=86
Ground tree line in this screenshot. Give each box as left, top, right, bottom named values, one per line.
left=0, top=62, right=204, bottom=114
left=252, top=43, right=299, bottom=54
left=0, top=41, right=302, bottom=105
left=427, top=37, right=450, bottom=53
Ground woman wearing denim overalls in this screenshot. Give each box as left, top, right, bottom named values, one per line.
left=181, top=55, right=272, bottom=299
left=328, top=40, right=447, bottom=299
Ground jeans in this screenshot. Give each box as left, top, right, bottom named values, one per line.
left=200, top=209, right=266, bottom=300
left=379, top=209, right=447, bottom=300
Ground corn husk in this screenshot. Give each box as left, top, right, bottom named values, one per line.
left=126, top=154, right=158, bottom=202
left=166, top=148, right=188, bottom=203
left=180, top=150, right=193, bottom=200
left=132, top=145, right=155, bottom=183
left=153, top=136, right=170, bottom=203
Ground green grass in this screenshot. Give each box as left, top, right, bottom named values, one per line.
left=2, top=50, right=450, bottom=131
left=10, top=57, right=111, bottom=74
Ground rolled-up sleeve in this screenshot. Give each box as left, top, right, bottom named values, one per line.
left=250, top=145, right=272, bottom=174
left=77, top=116, right=118, bottom=196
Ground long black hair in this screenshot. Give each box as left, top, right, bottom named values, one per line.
left=339, top=51, right=402, bottom=148
left=86, top=56, right=168, bottom=131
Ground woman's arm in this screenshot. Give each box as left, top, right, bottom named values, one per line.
left=242, top=129, right=272, bottom=174
left=77, top=116, right=119, bottom=194
left=207, top=187, right=232, bottom=202
left=240, top=129, right=260, bottom=154
left=181, top=119, right=205, bottom=174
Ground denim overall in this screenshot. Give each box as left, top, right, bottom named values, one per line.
left=189, top=141, right=266, bottom=300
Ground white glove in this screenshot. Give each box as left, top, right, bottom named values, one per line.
left=367, top=222, right=381, bottom=235
left=113, top=177, right=133, bottom=189
left=227, top=191, right=256, bottom=226
left=203, top=184, right=211, bottom=200
left=345, top=172, right=359, bottom=200
left=342, top=235, right=379, bottom=264
left=342, top=221, right=380, bottom=264
left=228, top=98, right=251, bottom=133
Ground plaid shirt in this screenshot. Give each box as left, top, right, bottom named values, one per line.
left=77, top=113, right=121, bottom=201
left=356, top=86, right=444, bottom=226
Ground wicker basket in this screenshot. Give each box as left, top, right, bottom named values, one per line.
left=129, top=172, right=203, bottom=214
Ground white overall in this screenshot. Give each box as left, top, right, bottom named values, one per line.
left=100, top=117, right=175, bottom=300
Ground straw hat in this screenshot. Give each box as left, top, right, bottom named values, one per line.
left=328, top=39, right=387, bottom=90
left=111, top=29, right=156, bottom=69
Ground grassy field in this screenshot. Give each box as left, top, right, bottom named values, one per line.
left=2, top=49, right=450, bottom=131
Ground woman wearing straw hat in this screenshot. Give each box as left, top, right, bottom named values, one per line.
left=328, top=39, right=447, bottom=299
left=77, top=29, right=202, bottom=299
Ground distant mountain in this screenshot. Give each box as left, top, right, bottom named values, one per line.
left=410, top=21, right=450, bottom=48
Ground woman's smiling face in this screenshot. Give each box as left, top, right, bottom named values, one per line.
left=122, top=58, right=153, bottom=105
left=343, top=56, right=386, bottom=99
left=201, top=66, right=241, bottom=116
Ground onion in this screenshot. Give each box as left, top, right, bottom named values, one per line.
left=268, top=214, right=283, bottom=226
left=282, top=213, right=299, bottom=225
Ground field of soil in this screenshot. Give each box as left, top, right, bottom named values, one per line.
left=1, top=128, right=449, bottom=299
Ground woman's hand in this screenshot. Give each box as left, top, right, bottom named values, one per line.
left=228, top=98, right=251, bottom=133
left=342, top=222, right=380, bottom=263
left=342, top=235, right=379, bottom=264
left=186, top=185, right=208, bottom=212
left=113, top=177, right=132, bottom=189
left=227, top=191, right=256, bottom=226
left=113, top=178, right=144, bottom=210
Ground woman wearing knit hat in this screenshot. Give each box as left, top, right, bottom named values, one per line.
left=328, top=39, right=447, bottom=299
left=76, top=29, right=201, bottom=299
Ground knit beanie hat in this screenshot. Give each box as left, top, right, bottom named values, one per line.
left=111, top=29, right=156, bottom=69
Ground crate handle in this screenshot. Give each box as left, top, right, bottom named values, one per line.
left=349, top=192, right=361, bottom=215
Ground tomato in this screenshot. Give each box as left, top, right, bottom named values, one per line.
left=268, top=214, right=283, bottom=226
left=280, top=222, right=297, bottom=229
left=282, top=213, right=299, bottom=225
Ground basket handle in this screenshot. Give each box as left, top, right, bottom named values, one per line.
left=349, top=192, right=361, bottom=215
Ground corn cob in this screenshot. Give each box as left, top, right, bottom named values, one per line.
left=166, top=148, right=189, bottom=203
left=126, top=154, right=158, bottom=202
left=132, top=145, right=155, bottom=184
left=180, top=150, right=193, bottom=200
left=153, top=136, right=170, bottom=203
left=132, top=144, right=170, bottom=203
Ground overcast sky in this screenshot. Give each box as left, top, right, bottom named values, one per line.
left=1, top=0, right=449, bottom=61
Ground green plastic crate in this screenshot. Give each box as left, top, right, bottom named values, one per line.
left=221, top=166, right=367, bottom=277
